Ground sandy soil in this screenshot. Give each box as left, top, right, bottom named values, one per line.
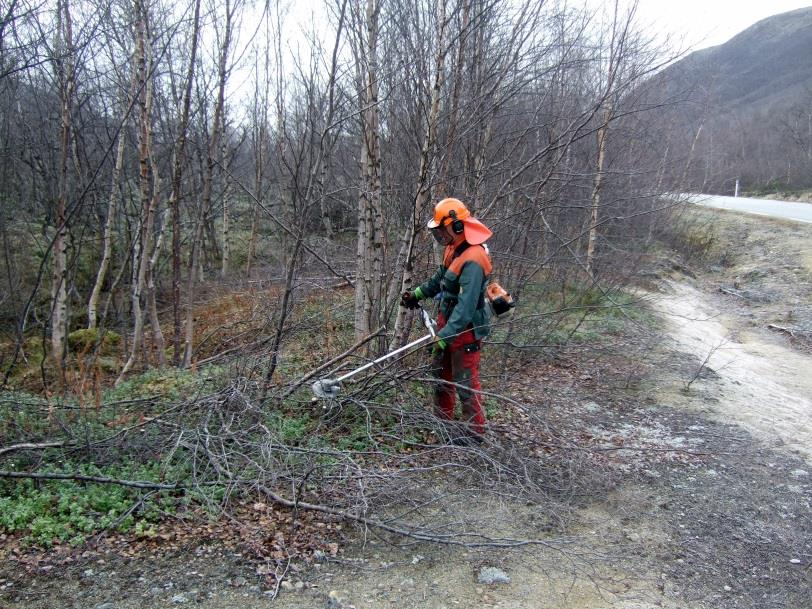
left=653, top=281, right=812, bottom=462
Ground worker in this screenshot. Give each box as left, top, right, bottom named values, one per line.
left=401, top=198, right=493, bottom=444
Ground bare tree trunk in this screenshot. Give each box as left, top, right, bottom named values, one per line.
left=221, top=112, right=230, bottom=278
left=147, top=169, right=167, bottom=367
left=354, top=0, right=384, bottom=344
left=169, top=0, right=201, bottom=365
left=221, top=195, right=230, bottom=278
left=88, top=121, right=125, bottom=330
left=119, top=0, right=157, bottom=381
left=183, top=0, right=234, bottom=367
left=246, top=119, right=263, bottom=276
left=435, top=0, right=469, bottom=197
left=246, top=147, right=261, bottom=277
left=681, top=121, right=704, bottom=189
left=88, top=40, right=140, bottom=332
left=50, top=0, right=75, bottom=386
left=246, top=24, right=272, bottom=278
left=585, top=105, right=611, bottom=277
left=388, top=0, right=449, bottom=350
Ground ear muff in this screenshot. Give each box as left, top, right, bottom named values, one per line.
left=449, top=210, right=465, bottom=234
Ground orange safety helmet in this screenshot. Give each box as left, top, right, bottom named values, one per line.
left=427, top=198, right=470, bottom=229
left=427, top=198, right=492, bottom=245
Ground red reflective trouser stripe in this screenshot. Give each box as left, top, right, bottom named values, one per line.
left=432, top=313, right=486, bottom=435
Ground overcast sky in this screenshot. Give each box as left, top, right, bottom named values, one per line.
left=634, top=0, right=812, bottom=50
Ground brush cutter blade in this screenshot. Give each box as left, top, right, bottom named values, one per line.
left=311, top=378, right=340, bottom=399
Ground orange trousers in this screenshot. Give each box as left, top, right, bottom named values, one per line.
left=431, top=315, right=486, bottom=436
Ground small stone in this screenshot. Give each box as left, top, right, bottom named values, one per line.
left=400, top=578, right=415, bottom=589
left=583, top=401, right=600, bottom=413
left=477, top=567, right=510, bottom=585
left=232, top=576, right=247, bottom=587
left=294, top=581, right=305, bottom=591
left=327, top=590, right=343, bottom=609
left=789, top=469, right=808, bottom=479
left=789, top=559, right=802, bottom=564
left=281, top=581, right=295, bottom=592
left=170, top=593, right=189, bottom=604
left=83, top=569, right=95, bottom=577
left=249, top=585, right=261, bottom=592
left=723, top=586, right=731, bottom=592
left=148, top=587, right=162, bottom=597
left=93, top=604, right=117, bottom=609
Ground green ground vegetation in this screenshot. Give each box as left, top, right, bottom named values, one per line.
left=0, top=275, right=655, bottom=549
left=492, top=280, right=655, bottom=348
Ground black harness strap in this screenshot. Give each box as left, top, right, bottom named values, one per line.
left=451, top=241, right=471, bottom=260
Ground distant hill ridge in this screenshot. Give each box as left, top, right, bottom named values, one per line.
left=663, top=7, right=812, bottom=112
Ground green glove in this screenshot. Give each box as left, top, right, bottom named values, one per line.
left=431, top=338, right=447, bottom=355
left=414, top=287, right=424, bottom=300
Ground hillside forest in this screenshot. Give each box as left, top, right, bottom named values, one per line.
left=0, top=0, right=805, bottom=573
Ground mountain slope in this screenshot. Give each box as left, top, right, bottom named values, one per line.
left=663, top=7, right=812, bottom=111
left=651, top=7, right=812, bottom=191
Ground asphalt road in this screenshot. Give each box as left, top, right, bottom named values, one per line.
left=686, top=193, right=812, bottom=224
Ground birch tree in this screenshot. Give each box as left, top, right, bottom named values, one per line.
left=119, top=0, right=159, bottom=380
left=167, top=0, right=201, bottom=364
left=182, top=0, right=237, bottom=367
left=352, top=0, right=384, bottom=343
left=87, top=35, right=136, bottom=330
left=50, top=0, right=76, bottom=383
left=388, top=0, right=450, bottom=350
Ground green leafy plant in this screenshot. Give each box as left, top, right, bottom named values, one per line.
left=0, top=462, right=179, bottom=547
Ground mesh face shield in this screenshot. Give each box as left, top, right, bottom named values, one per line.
left=430, top=225, right=453, bottom=245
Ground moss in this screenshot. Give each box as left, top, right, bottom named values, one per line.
left=67, top=328, right=121, bottom=355
left=105, top=366, right=227, bottom=403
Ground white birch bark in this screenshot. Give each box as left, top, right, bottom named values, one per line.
left=585, top=106, right=610, bottom=277
left=51, top=0, right=75, bottom=381
left=118, top=0, right=157, bottom=381
left=220, top=111, right=230, bottom=278
left=354, top=0, right=383, bottom=342
left=87, top=123, right=125, bottom=330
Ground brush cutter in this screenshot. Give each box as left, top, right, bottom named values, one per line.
left=311, top=306, right=437, bottom=399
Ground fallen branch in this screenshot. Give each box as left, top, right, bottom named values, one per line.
left=258, top=484, right=567, bottom=549
left=767, top=323, right=795, bottom=337
left=0, top=441, right=65, bottom=458
left=282, top=326, right=385, bottom=398
left=0, top=470, right=179, bottom=489
left=719, top=286, right=748, bottom=299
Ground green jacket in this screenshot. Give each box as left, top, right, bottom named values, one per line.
left=418, top=242, right=492, bottom=341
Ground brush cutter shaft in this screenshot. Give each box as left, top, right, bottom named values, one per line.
left=333, top=333, right=434, bottom=384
